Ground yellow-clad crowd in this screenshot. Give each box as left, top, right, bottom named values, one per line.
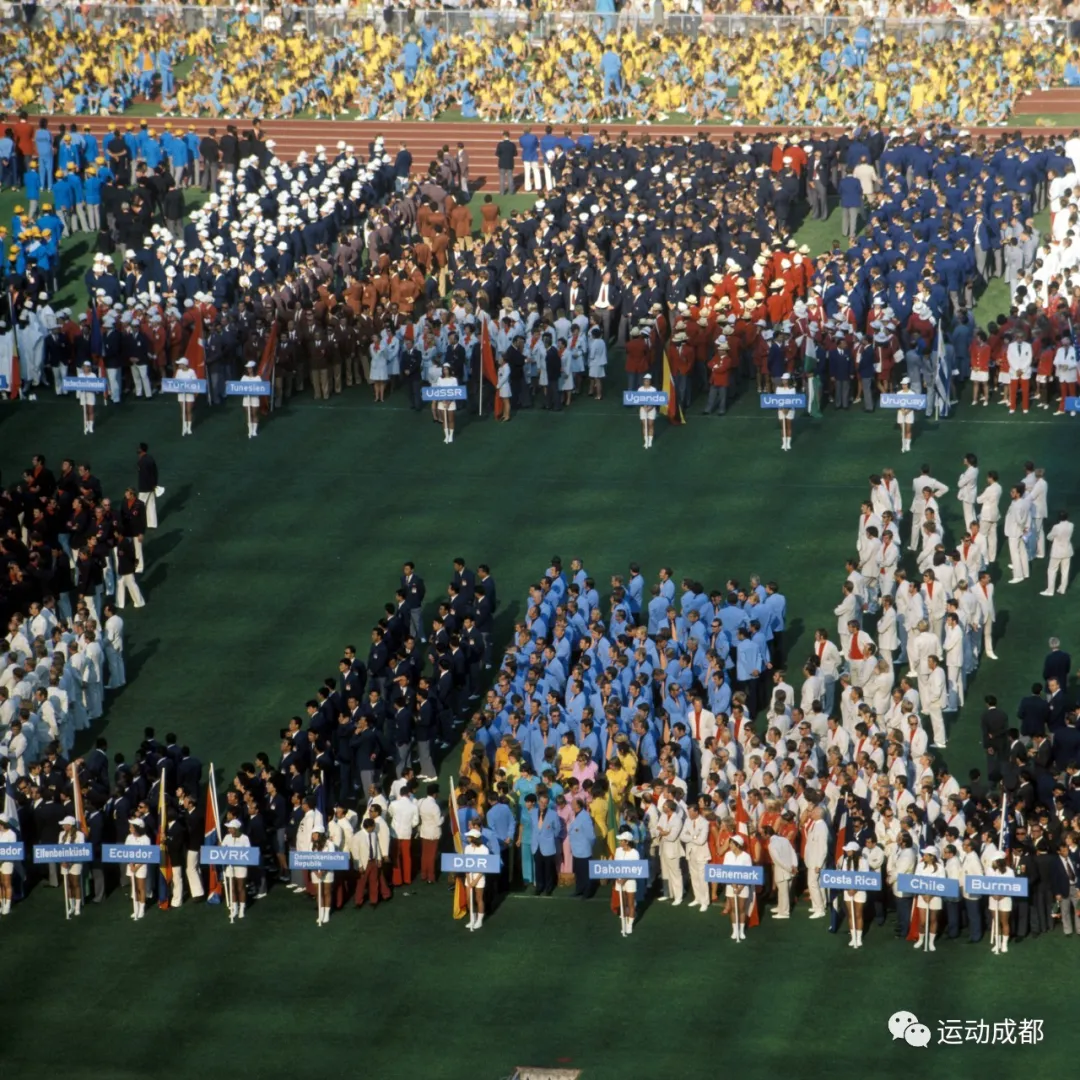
left=0, top=11, right=1070, bottom=127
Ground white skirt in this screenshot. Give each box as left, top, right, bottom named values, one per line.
left=588, top=360, right=606, bottom=378
left=77, top=392, right=96, bottom=406
left=989, top=896, right=1012, bottom=912
left=639, top=407, right=656, bottom=420
left=312, top=870, right=334, bottom=884
left=915, top=894, right=942, bottom=911
left=437, top=401, right=456, bottom=413
left=0, top=861, right=14, bottom=875
left=178, top=393, right=195, bottom=404
left=242, top=396, right=260, bottom=408
left=777, top=409, right=794, bottom=421
left=614, top=879, right=637, bottom=895
left=225, top=866, right=249, bottom=880
left=128, top=864, right=148, bottom=880
left=843, top=890, right=867, bottom=904
left=725, top=884, right=749, bottom=898
left=897, top=409, right=914, bottom=425
left=970, top=371, right=989, bottom=383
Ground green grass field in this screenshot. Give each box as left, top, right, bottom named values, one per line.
left=3, top=346, right=1078, bottom=1080
left=2, top=188, right=1076, bottom=1078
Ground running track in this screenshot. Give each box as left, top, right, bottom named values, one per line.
left=50, top=114, right=1080, bottom=187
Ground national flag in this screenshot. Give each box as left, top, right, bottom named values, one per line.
left=999, top=791, right=1010, bottom=852
left=833, top=806, right=848, bottom=865
left=203, top=763, right=223, bottom=904
left=71, top=762, right=89, bottom=834
left=183, top=310, right=210, bottom=401
left=734, top=791, right=759, bottom=926
left=448, top=782, right=468, bottom=920
left=157, top=764, right=173, bottom=911
left=662, top=346, right=683, bottom=424
left=257, top=319, right=279, bottom=415
left=933, top=322, right=950, bottom=418
left=604, top=789, right=618, bottom=857
left=907, top=901, right=924, bottom=942
left=90, top=304, right=106, bottom=380
left=481, top=316, right=503, bottom=419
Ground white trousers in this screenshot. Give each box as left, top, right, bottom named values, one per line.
left=1035, top=517, right=1046, bottom=559
left=132, top=364, right=152, bottom=397
left=1048, top=556, right=1071, bottom=593
left=660, top=850, right=683, bottom=902
left=1008, top=536, right=1029, bottom=580
left=116, top=574, right=145, bottom=609
left=807, top=865, right=826, bottom=914
left=104, top=645, right=125, bottom=688
left=186, top=850, right=205, bottom=899
left=687, top=849, right=709, bottom=907
left=138, top=490, right=158, bottom=529
left=927, top=704, right=947, bottom=745
left=106, top=368, right=121, bottom=402
left=962, top=501, right=976, bottom=528
left=774, top=873, right=792, bottom=916
left=980, top=518, right=998, bottom=562
left=523, top=161, right=542, bottom=191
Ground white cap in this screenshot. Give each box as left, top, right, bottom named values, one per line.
left=226, top=819, right=242, bottom=830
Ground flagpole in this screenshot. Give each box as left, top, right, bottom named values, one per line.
left=478, top=317, right=484, bottom=419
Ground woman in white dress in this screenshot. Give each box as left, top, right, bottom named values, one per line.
left=464, top=828, right=488, bottom=931
left=587, top=325, right=607, bottom=400
left=174, top=355, right=197, bottom=436
left=896, top=376, right=917, bottom=453
left=913, top=846, right=944, bottom=950
left=638, top=371, right=657, bottom=449
left=723, top=833, right=753, bottom=941
left=839, top=841, right=868, bottom=948
left=311, top=827, right=337, bottom=926
left=240, top=359, right=263, bottom=438
left=0, top=817, right=18, bottom=915
left=776, top=372, right=797, bottom=450
left=435, top=363, right=459, bottom=443
left=59, top=815, right=85, bottom=917
left=496, top=358, right=512, bottom=422
left=76, top=359, right=97, bottom=434
left=222, top=819, right=251, bottom=922
left=567, top=326, right=586, bottom=396
left=369, top=332, right=389, bottom=402
left=614, top=830, right=638, bottom=936
left=988, top=856, right=1014, bottom=954
left=558, top=336, right=573, bottom=408
left=125, top=817, right=152, bottom=920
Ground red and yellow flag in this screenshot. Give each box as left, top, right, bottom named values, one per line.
left=481, top=317, right=503, bottom=419
left=448, top=782, right=469, bottom=920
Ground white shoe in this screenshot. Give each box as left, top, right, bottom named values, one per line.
left=1040, top=590, right=1054, bottom=597
left=1008, top=578, right=1024, bottom=584
left=991, top=942, right=1000, bottom=954
left=848, top=935, right=856, bottom=947
left=773, top=913, right=790, bottom=919
left=671, top=897, right=682, bottom=907
left=913, top=939, right=923, bottom=949
left=657, top=895, right=669, bottom=902
left=730, top=928, right=739, bottom=940
left=986, top=651, right=999, bottom=659
left=808, top=911, right=825, bottom=919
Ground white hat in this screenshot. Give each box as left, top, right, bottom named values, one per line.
left=245, top=360, right=257, bottom=369
left=226, top=819, right=242, bottom=829
left=60, top=815, right=77, bottom=826
left=177, top=356, right=189, bottom=366
left=130, top=817, right=145, bottom=829
left=843, top=841, right=860, bottom=852
left=617, top=831, right=634, bottom=842
left=920, top=847, right=938, bottom=857
left=730, top=834, right=745, bottom=846
left=900, top=376, right=911, bottom=385
left=466, top=828, right=482, bottom=839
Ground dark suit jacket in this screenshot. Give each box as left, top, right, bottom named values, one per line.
left=1047, top=689, right=1069, bottom=732
left=1017, top=695, right=1050, bottom=737
left=1042, top=649, right=1071, bottom=687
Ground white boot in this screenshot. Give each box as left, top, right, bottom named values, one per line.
left=316, top=906, right=324, bottom=925
left=848, top=931, right=856, bottom=947
left=74, top=899, right=82, bottom=916
left=88, top=421, right=94, bottom=434
left=137, top=901, right=145, bottom=919
left=855, top=929, right=862, bottom=948
left=626, top=917, right=633, bottom=934
left=1000, top=934, right=1008, bottom=953
left=991, top=937, right=1000, bottom=954
left=0, top=898, right=9, bottom=914
left=238, top=902, right=246, bottom=920
left=738, top=924, right=746, bottom=941
left=468, top=913, right=477, bottom=931
left=475, top=912, right=483, bottom=929
left=928, top=932, right=936, bottom=952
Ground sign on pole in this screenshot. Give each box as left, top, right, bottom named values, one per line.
left=0, top=841, right=24, bottom=860
left=289, top=850, right=351, bottom=872
left=622, top=391, right=669, bottom=407
left=161, top=378, right=209, bottom=395
left=704, top=864, right=766, bottom=886
left=32, top=843, right=94, bottom=864
left=1065, top=396, right=1080, bottom=414
left=880, top=393, right=928, bottom=410
left=422, top=385, right=468, bottom=402
left=897, top=872, right=960, bottom=899
left=199, top=845, right=261, bottom=866
left=224, top=380, right=272, bottom=397
left=759, top=393, right=806, bottom=410
left=61, top=377, right=108, bottom=394
left=964, top=874, right=1029, bottom=898
left=820, top=868, right=883, bottom=891
left=440, top=852, right=501, bottom=874
left=101, top=844, right=162, bottom=865
left=588, top=859, right=649, bottom=880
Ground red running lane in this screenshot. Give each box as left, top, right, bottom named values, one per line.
left=52, top=116, right=1080, bottom=187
